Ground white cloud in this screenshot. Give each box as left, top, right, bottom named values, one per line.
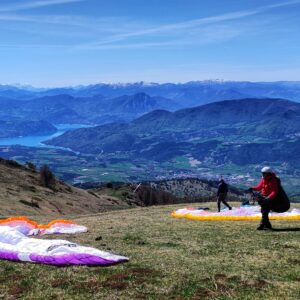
left=1, top=0, right=299, bottom=51
left=80, top=0, right=300, bottom=49
left=0, top=13, right=129, bottom=35
left=0, top=0, right=86, bottom=12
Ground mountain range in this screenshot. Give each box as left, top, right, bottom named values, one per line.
left=0, top=120, right=57, bottom=138
left=1, top=81, right=300, bottom=104
left=1, top=82, right=299, bottom=194
left=0, top=93, right=180, bottom=125
left=1, top=80, right=300, bottom=134
left=45, top=98, right=300, bottom=168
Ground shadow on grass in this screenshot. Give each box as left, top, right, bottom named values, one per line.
left=272, top=228, right=300, bottom=232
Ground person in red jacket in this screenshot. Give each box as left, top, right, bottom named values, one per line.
left=249, top=166, right=279, bottom=230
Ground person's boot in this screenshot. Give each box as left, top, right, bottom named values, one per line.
left=257, top=225, right=273, bottom=230
left=257, top=221, right=266, bottom=230
left=264, top=221, right=273, bottom=230
left=223, top=200, right=232, bottom=210
left=257, top=211, right=273, bottom=230
left=257, top=221, right=273, bottom=230
left=262, top=211, right=272, bottom=230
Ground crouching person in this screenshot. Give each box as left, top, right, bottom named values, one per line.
left=248, top=166, right=290, bottom=230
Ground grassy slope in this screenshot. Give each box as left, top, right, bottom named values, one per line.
left=0, top=202, right=299, bottom=299
left=0, top=160, right=133, bottom=217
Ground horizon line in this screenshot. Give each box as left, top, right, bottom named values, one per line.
left=1, top=79, right=300, bottom=89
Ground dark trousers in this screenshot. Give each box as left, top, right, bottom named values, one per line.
left=217, top=193, right=231, bottom=212
left=260, top=199, right=272, bottom=225
left=258, top=196, right=290, bottom=225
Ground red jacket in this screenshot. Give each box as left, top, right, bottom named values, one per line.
left=252, top=174, right=279, bottom=199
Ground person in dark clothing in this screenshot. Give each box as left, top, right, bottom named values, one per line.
left=217, top=178, right=232, bottom=212
left=248, top=166, right=290, bottom=230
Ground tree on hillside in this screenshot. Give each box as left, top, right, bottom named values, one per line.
left=137, top=185, right=178, bottom=206
left=39, top=165, right=56, bottom=189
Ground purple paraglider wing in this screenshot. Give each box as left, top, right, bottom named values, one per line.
left=0, top=226, right=128, bottom=266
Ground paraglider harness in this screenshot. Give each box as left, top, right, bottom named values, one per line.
left=246, top=177, right=290, bottom=213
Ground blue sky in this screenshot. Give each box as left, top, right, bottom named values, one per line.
left=0, top=0, right=300, bottom=86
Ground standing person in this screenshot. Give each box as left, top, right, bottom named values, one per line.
left=217, top=178, right=232, bottom=212
left=248, top=166, right=290, bottom=230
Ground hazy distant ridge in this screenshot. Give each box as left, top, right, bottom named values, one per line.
left=1, top=81, right=300, bottom=105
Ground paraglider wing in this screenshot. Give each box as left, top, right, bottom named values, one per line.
left=172, top=207, right=300, bottom=221
left=0, top=226, right=128, bottom=266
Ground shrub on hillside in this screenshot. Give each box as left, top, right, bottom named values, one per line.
left=106, top=182, right=113, bottom=188
left=39, top=165, right=56, bottom=189
left=137, top=186, right=178, bottom=206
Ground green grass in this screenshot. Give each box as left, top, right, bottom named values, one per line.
left=0, top=202, right=299, bottom=299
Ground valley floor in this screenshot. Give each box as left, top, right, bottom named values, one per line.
left=0, top=202, right=300, bottom=299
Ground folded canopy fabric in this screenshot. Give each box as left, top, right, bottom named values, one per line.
left=0, top=226, right=128, bottom=266
left=0, top=217, right=129, bottom=266
left=0, top=217, right=87, bottom=235
left=172, top=206, right=300, bottom=221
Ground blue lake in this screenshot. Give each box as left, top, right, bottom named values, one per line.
left=0, top=124, right=92, bottom=147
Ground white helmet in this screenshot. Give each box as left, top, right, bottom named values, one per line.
left=261, top=166, right=273, bottom=173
